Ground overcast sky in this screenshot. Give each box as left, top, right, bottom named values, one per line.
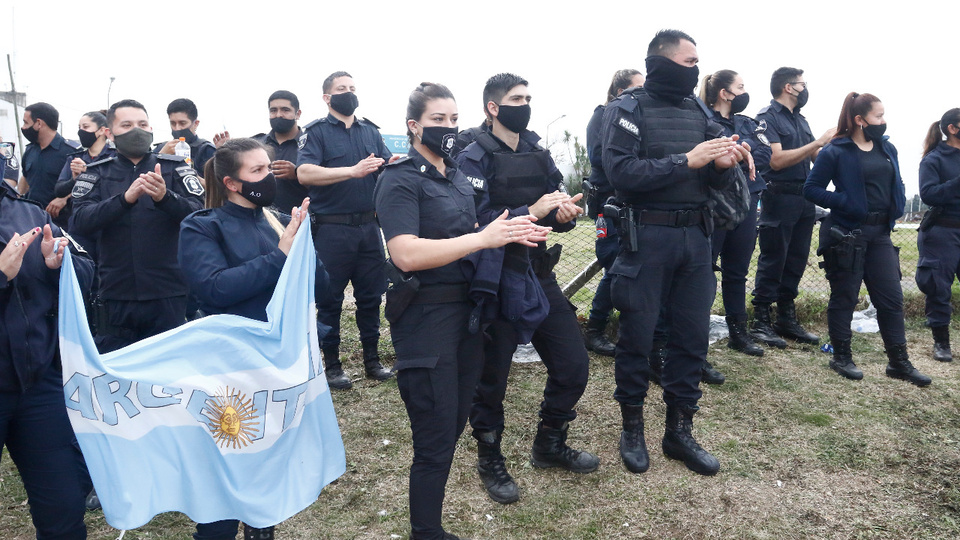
left=2, top=0, right=957, bottom=196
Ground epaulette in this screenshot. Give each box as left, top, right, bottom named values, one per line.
left=68, top=146, right=88, bottom=157
left=757, top=105, right=773, bottom=115
left=191, top=208, right=216, bottom=217
left=157, top=153, right=188, bottom=162
left=85, top=156, right=117, bottom=169
left=64, top=139, right=82, bottom=150
left=361, top=117, right=380, bottom=129
left=462, top=141, right=487, bottom=161
left=384, top=155, right=412, bottom=167
left=615, top=91, right=641, bottom=112
left=303, top=118, right=324, bottom=130
left=197, top=139, right=216, bottom=150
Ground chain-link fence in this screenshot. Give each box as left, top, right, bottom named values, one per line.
left=554, top=210, right=926, bottom=319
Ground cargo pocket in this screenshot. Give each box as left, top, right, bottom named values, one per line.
left=756, top=222, right=782, bottom=256
left=610, top=256, right=643, bottom=312
left=395, top=355, right=440, bottom=413
left=915, top=257, right=940, bottom=296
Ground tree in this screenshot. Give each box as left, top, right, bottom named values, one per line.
left=557, top=130, right=590, bottom=198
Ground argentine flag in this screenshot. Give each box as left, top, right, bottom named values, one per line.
left=58, top=224, right=345, bottom=530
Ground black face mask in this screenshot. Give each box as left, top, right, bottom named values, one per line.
left=862, top=122, right=887, bottom=142
left=329, top=92, right=359, bottom=117
left=495, top=104, right=531, bottom=134
left=644, top=55, right=700, bottom=105
left=953, top=125, right=960, bottom=140
left=113, top=127, right=154, bottom=158
left=78, top=129, right=99, bottom=149
left=794, top=87, right=810, bottom=109
left=729, top=92, right=750, bottom=115
left=21, top=124, right=40, bottom=144
left=416, top=124, right=459, bottom=158
left=270, top=116, right=297, bottom=134
left=172, top=127, right=198, bottom=144
left=236, top=171, right=277, bottom=207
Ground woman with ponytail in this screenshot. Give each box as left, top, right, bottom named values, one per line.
left=178, top=138, right=324, bottom=540
left=804, top=93, right=929, bottom=386
left=699, top=70, right=772, bottom=360
left=916, top=108, right=960, bottom=363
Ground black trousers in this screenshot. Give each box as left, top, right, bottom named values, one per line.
left=312, top=221, right=386, bottom=357
left=713, top=192, right=761, bottom=318
left=753, top=190, right=816, bottom=305
left=611, top=225, right=714, bottom=407
left=917, top=225, right=960, bottom=327
left=469, top=274, right=589, bottom=434
left=391, top=300, right=483, bottom=540
left=821, top=221, right=906, bottom=345
left=95, top=296, right=187, bottom=353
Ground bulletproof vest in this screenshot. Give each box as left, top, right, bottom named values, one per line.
left=475, top=133, right=552, bottom=208
left=621, top=92, right=710, bottom=208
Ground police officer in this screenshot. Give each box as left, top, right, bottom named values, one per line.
left=70, top=99, right=205, bottom=353
left=453, top=119, right=491, bottom=157
left=0, top=175, right=94, bottom=539
left=296, top=71, right=394, bottom=389
left=806, top=92, right=929, bottom=386
left=582, top=69, right=644, bottom=357
left=252, top=90, right=308, bottom=214
left=376, top=82, right=545, bottom=539
left=458, top=73, right=599, bottom=505
left=155, top=98, right=217, bottom=173
left=917, top=108, right=960, bottom=362
left=752, top=67, right=836, bottom=347
left=699, top=70, right=770, bottom=357
left=19, top=102, right=81, bottom=226
left=601, top=30, right=749, bottom=476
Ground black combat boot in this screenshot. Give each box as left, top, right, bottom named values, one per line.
left=726, top=314, right=764, bottom=357
left=662, top=404, right=720, bottom=476
left=323, top=346, right=352, bottom=390
left=362, top=338, right=394, bottom=381
left=584, top=317, right=616, bottom=357
left=773, top=300, right=819, bottom=345
left=701, top=360, right=725, bottom=385
left=530, top=421, right=599, bottom=473
left=649, top=343, right=666, bottom=386
left=474, top=431, right=519, bottom=504
left=243, top=525, right=275, bottom=540
left=885, top=343, right=932, bottom=387
left=619, top=403, right=649, bottom=474
left=828, top=339, right=862, bottom=380
left=749, top=304, right=788, bottom=349
left=932, top=325, right=953, bottom=362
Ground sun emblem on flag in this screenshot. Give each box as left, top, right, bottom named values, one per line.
left=203, top=387, right=259, bottom=449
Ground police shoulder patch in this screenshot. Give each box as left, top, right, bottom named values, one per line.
left=72, top=172, right=100, bottom=199
left=466, top=175, right=486, bottom=191
left=61, top=231, right=88, bottom=255
left=182, top=175, right=204, bottom=196
left=616, top=115, right=641, bottom=138
left=755, top=120, right=771, bottom=146
left=298, top=132, right=308, bottom=150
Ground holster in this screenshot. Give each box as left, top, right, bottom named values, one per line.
left=583, top=181, right=610, bottom=220
left=532, top=244, right=563, bottom=279
left=606, top=201, right=640, bottom=253
left=920, top=206, right=943, bottom=232
left=384, top=259, right=420, bottom=324
left=819, top=229, right=865, bottom=274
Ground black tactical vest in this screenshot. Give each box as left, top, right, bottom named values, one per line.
left=475, top=133, right=552, bottom=208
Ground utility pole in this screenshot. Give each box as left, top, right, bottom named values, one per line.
left=6, top=54, right=24, bottom=163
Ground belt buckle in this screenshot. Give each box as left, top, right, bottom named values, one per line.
left=674, top=210, right=691, bottom=227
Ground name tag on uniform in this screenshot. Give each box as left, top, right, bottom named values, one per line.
left=467, top=175, right=486, bottom=190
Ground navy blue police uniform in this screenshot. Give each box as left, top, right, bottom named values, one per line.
left=21, top=133, right=81, bottom=226
left=0, top=182, right=94, bottom=539
left=805, top=135, right=924, bottom=383
left=917, top=141, right=960, bottom=331
left=456, top=130, right=591, bottom=444
left=253, top=128, right=308, bottom=214
left=178, top=201, right=329, bottom=540
left=70, top=152, right=205, bottom=353
left=600, top=86, right=741, bottom=452
left=708, top=110, right=770, bottom=325
left=452, top=122, right=490, bottom=157
left=374, top=148, right=483, bottom=540
left=753, top=100, right=817, bottom=317
left=55, top=144, right=119, bottom=259
left=296, top=113, right=392, bottom=372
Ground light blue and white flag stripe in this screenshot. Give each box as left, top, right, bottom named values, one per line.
left=58, top=223, right=345, bottom=530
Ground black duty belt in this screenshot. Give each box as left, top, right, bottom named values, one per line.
left=935, top=217, right=960, bottom=229
left=410, top=283, right=470, bottom=305
left=635, top=208, right=706, bottom=228
left=310, top=210, right=377, bottom=226
left=861, top=212, right=888, bottom=226
left=766, top=182, right=805, bottom=196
